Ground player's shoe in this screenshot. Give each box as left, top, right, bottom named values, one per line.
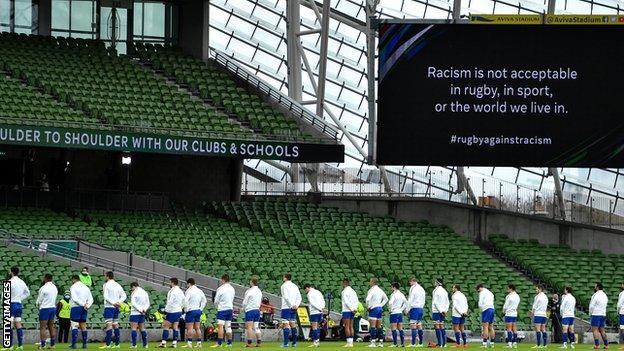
left=603, top=346, right=609, bottom=350
left=209, top=345, right=221, bottom=349
left=98, top=346, right=111, bottom=349
left=157, top=345, right=166, bottom=349
left=130, top=346, right=137, bottom=349
left=531, top=346, right=541, bottom=349
left=114, top=346, right=120, bottom=349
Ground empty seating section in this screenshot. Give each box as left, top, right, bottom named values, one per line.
left=489, top=234, right=623, bottom=324
left=0, top=32, right=244, bottom=136
left=214, top=198, right=537, bottom=330
left=77, top=209, right=371, bottom=313
left=0, top=245, right=168, bottom=326
left=134, top=44, right=306, bottom=139
left=0, top=74, right=94, bottom=126
left=0, top=207, right=114, bottom=239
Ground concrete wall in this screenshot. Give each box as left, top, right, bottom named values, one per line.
left=321, top=196, right=624, bottom=254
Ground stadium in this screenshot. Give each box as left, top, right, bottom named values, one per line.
left=1, top=0, right=624, bottom=350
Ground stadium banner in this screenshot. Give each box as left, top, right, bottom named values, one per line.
left=2, top=280, right=10, bottom=349
left=0, top=124, right=344, bottom=162
left=377, top=22, right=624, bottom=166
left=545, top=15, right=624, bottom=25
left=469, top=14, right=542, bottom=24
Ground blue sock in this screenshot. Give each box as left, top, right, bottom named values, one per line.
left=620, top=331, right=624, bottom=344
left=441, top=328, right=446, bottom=346
left=50, top=338, right=56, bottom=347
left=370, top=327, right=377, bottom=342
left=604, top=338, right=609, bottom=346
left=513, top=333, right=518, bottom=343
left=455, top=332, right=461, bottom=345
left=114, top=328, right=121, bottom=345
left=217, top=338, right=223, bottom=346
left=41, top=340, right=46, bottom=348
left=227, top=338, right=232, bottom=346
left=141, top=331, right=148, bottom=347
left=291, top=327, right=298, bottom=345
left=162, top=329, right=169, bottom=341
left=536, top=331, right=542, bottom=346
left=462, top=332, right=467, bottom=345
left=105, top=329, right=113, bottom=346
left=562, top=332, right=568, bottom=344
left=316, top=329, right=321, bottom=341
left=400, top=330, right=405, bottom=346
left=436, top=329, right=442, bottom=346
left=507, top=331, right=512, bottom=343
left=16, top=328, right=24, bottom=347
left=172, top=330, right=179, bottom=341
left=81, top=330, right=88, bottom=346
left=418, top=329, right=424, bottom=345
left=594, top=339, right=600, bottom=347
left=411, top=329, right=417, bottom=345
left=543, top=332, right=548, bottom=346
left=132, top=330, right=138, bottom=346
left=71, top=329, right=78, bottom=347
left=378, top=328, right=384, bottom=342
left=392, top=330, right=398, bottom=345
left=283, top=328, right=290, bottom=347
left=484, top=338, right=488, bottom=344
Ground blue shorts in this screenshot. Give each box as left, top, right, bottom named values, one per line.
left=129, top=315, right=146, bottom=324
left=368, top=307, right=383, bottom=320
left=185, top=309, right=201, bottom=323
left=481, top=308, right=495, bottom=324
left=409, top=308, right=424, bottom=322
left=216, top=309, right=233, bottom=322
left=39, top=307, right=56, bottom=321
left=310, top=313, right=322, bottom=324
left=504, top=316, right=517, bottom=323
left=390, top=313, right=403, bottom=324
left=245, top=309, right=260, bottom=322
left=70, top=306, right=88, bottom=323
left=452, top=316, right=466, bottom=325
left=165, top=312, right=182, bottom=323
left=103, top=307, right=120, bottom=320
left=619, top=314, right=624, bottom=327
left=590, top=315, right=606, bottom=328
left=561, top=317, right=574, bottom=326
left=342, top=311, right=355, bottom=320
left=533, top=316, right=547, bottom=325
left=281, top=308, right=297, bottom=321
left=431, top=313, right=446, bottom=322
left=10, top=303, right=23, bottom=318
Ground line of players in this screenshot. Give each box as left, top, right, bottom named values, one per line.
left=5, top=265, right=624, bottom=349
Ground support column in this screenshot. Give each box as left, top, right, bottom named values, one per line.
left=549, top=167, right=566, bottom=220
left=37, top=0, right=52, bottom=36
left=177, top=0, right=209, bottom=61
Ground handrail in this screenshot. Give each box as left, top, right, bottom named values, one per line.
left=209, top=48, right=341, bottom=142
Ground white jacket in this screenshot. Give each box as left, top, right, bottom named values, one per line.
left=103, top=280, right=127, bottom=308
left=242, top=286, right=263, bottom=312
left=70, top=281, right=93, bottom=308
left=184, top=285, right=207, bottom=312
left=617, top=290, right=624, bottom=315
left=408, top=283, right=426, bottom=309
left=589, top=290, right=608, bottom=316
left=165, top=286, right=185, bottom=313
left=431, top=286, right=449, bottom=314
left=37, top=281, right=58, bottom=309
left=366, top=285, right=389, bottom=309
left=307, top=288, right=326, bottom=315
left=130, top=287, right=150, bottom=316
left=452, top=291, right=469, bottom=318
left=478, top=288, right=495, bottom=311
left=280, top=281, right=302, bottom=310
left=560, top=293, right=576, bottom=319
left=214, top=283, right=235, bottom=312
left=341, top=286, right=359, bottom=313
left=9, top=276, right=30, bottom=303
left=532, top=292, right=548, bottom=317
left=389, top=290, right=408, bottom=314
left=503, top=291, right=520, bottom=317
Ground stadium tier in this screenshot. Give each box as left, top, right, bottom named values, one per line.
left=133, top=43, right=307, bottom=139
left=212, top=198, right=537, bottom=330
left=76, top=209, right=372, bottom=314
left=489, top=234, right=623, bottom=325
left=0, top=207, right=115, bottom=240
left=0, top=33, right=260, bottom=137
left=0, top=245, right=169, bottom=326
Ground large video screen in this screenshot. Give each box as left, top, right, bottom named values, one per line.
left=377, top=22, right=624, bottom=166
